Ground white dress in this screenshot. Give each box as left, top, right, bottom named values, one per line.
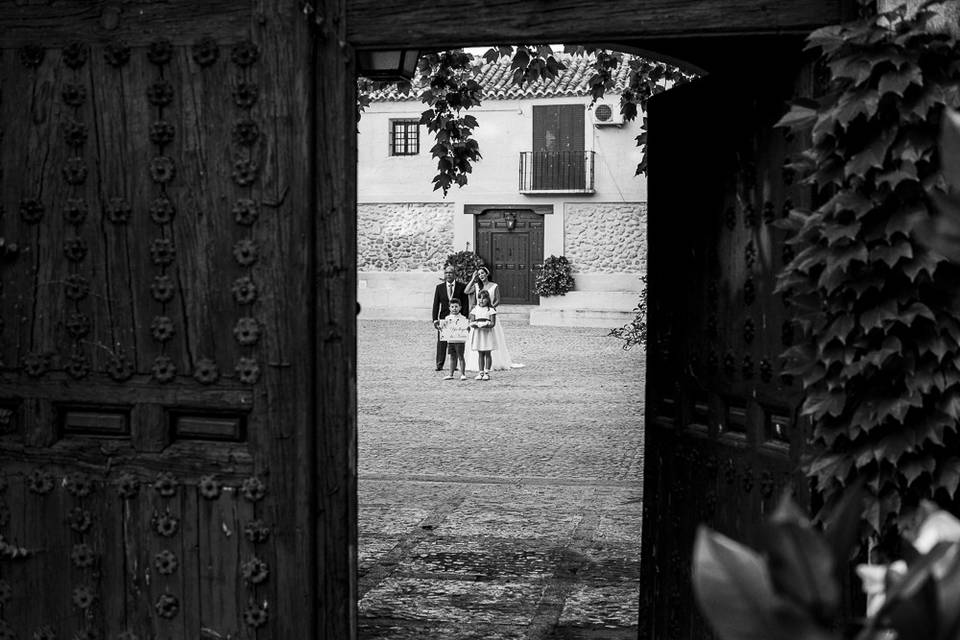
left=465, top=281, right=521, bottom=371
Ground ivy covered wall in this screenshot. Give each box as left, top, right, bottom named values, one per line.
left=778, top=3, right=960, bottom=545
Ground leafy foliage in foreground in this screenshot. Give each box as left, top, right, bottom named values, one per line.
left=776, top=3, right=960, bottom=548
left=694, top=489, right=960, bottom=640
left=609, top=275, right=647, bottom=350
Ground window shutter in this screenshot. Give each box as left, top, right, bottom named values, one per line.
left=533, top=105, right=559, bottom=152
left=558, top=104, right=584, bottom=152
left=530, top=104, right=585, bottom=190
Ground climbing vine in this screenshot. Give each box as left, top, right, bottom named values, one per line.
left=776, top=2, right=960, bottom=549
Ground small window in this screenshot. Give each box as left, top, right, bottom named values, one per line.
left=389, top=119, right=420, bottom=156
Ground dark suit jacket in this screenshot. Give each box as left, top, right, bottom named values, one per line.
left=432, top=281, right=469, bottom=323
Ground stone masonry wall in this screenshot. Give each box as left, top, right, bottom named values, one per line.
left=359, top=203, right=455, bottom=272
left=564, top=202, right=647, bottom=273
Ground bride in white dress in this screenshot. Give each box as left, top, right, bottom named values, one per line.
left=464, top=267, right=523, bottom=371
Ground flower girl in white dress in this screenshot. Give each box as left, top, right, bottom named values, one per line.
left=464, top=267, right=521, bottom=371
left=468, top=289, right=497, bottom=380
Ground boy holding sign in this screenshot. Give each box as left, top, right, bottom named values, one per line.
left=440, top=299, right=470, bottom=380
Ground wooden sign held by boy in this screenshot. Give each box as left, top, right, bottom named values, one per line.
left=440, top=299, right=470, bottom=379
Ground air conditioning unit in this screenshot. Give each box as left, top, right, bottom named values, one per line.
left=591, top=99, right=624, bottom=127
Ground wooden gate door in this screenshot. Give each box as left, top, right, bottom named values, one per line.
left=638, top=69, right=811, bottom=638
left=475, top=209, right=544, bottom=304
left=0, top=3, right=356, bottom=638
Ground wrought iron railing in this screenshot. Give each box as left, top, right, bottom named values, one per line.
left=518, top=151, right=595, bottom=193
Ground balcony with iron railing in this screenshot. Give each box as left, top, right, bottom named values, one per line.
left=518, top=151, right=595, bottom=194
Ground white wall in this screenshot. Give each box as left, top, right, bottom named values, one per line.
left=357, top=95, right=647, bottom=255
left=356, top=95, right=647, bottom=327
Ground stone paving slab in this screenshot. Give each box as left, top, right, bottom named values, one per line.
left=360, top=478, right=466, bottom=506
left=360, top=505, right=434, bottom=535
left=558, top=584, right=641, bottom=628
left=360, top=577, right=546, bottom=625
left=359, top=621, right=529, bottom=640
left=358, top=319, right=646, bottom=639
left=400, top=537, right=562, bottom=581
left=557, top=543, right=641, bottom=585
left=544, top=627, right=638, bottom=639
left=359, top=535, right=403, bottom=567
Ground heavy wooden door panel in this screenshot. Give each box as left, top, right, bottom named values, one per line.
left=475, top=209, right=543, bottom=305
left=638, top=69, right=811, bottom=639
left=492, top=233, right=529, bottom=303
left=0, top=2, right=357, bottom=635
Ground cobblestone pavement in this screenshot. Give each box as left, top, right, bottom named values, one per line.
left=359, top=316, right=646, bottom=639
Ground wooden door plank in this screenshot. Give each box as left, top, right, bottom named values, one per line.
left=66, top=481, right=84, bottom=635
left=157, top=486, right=187, bottom=640
left=168, top=46, right=240, bottom=377
left=198, top=488, right=240, bottom=638
left=33, top=474, right=72, bottom=638
left=180, top=485, right=201, bottom=639
left=83, top=46, right=138, bottom=373
left=345, top=0, right=843, bottom=48
left=248, top=2, right=319, bottom=637
left=0, top=1, right=250, bottom=48
left=86, top=46, right=155, bottom=375
left=0, top=48, right=33, bottom=370
left=1, top=475, right=28, bottom=633
left=96, top=477, right=128, bottom=636
left=24, top=52, right=74, bottom=373
left=314, top=0, right=358, bottom=636
left=74, top=48, right=112, bottom=375
left=122, top=488, right=151, bottom=638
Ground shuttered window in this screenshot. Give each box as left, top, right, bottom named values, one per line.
left=389, top=119, right=420, bottom=155
left=532, top=104, right=585, bottom=153
left=531, top=105, right=586, bottom=190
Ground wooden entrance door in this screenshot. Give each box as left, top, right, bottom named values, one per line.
left=475, top=209, right=544, bottom=305
left=638, top=70, right=811, bottom=638
left=0, top=4, right=356, bottom=638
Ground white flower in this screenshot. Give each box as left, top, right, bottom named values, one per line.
left=856, top=560, right=907, bottom=617
left=913, top=510, right=960, bottom=553
left=912, top=510, right=960, bottom=580
left=856, top=509, right=960, bottom=618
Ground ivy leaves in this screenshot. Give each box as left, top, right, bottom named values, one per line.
left=416, top=51, right=483, bottom=194
left=484, top=45, right=566, bottom=87
left=778, top=4, right=960, bottom=543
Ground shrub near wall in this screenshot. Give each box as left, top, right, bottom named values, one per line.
left=777, top=4, right=960, bottom=547
left=358, top=202, right=454, bottom=271
left=534, top=255, right=576, bottom=296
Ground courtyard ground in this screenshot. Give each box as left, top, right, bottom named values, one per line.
left=358, top=316, right=646, bottom=639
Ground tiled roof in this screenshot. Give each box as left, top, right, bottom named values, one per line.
left=368, top=54, right=632, bottom=102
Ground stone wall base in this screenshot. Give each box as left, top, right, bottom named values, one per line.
left=357, top=271, right=642, bottom=328
left=530, top=308, right=635, bottom=328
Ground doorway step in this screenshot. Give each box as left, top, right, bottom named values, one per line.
left=530, top=291, right=638, bottom=329
left=495, top=304, right=536, bottom=324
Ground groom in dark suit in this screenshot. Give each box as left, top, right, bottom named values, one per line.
left=432, top=265, right=469, bottom=370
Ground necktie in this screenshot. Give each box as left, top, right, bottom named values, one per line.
left=448, top=284, right=453, bottom=300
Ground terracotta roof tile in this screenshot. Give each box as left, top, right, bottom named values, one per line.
left=368, top=54, right=632, bottom=102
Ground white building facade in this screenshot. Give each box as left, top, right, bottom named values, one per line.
left=357, top=57, right=647, bottom=327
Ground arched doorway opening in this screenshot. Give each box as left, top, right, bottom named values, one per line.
left=354, top=27, right=820, bottom=637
